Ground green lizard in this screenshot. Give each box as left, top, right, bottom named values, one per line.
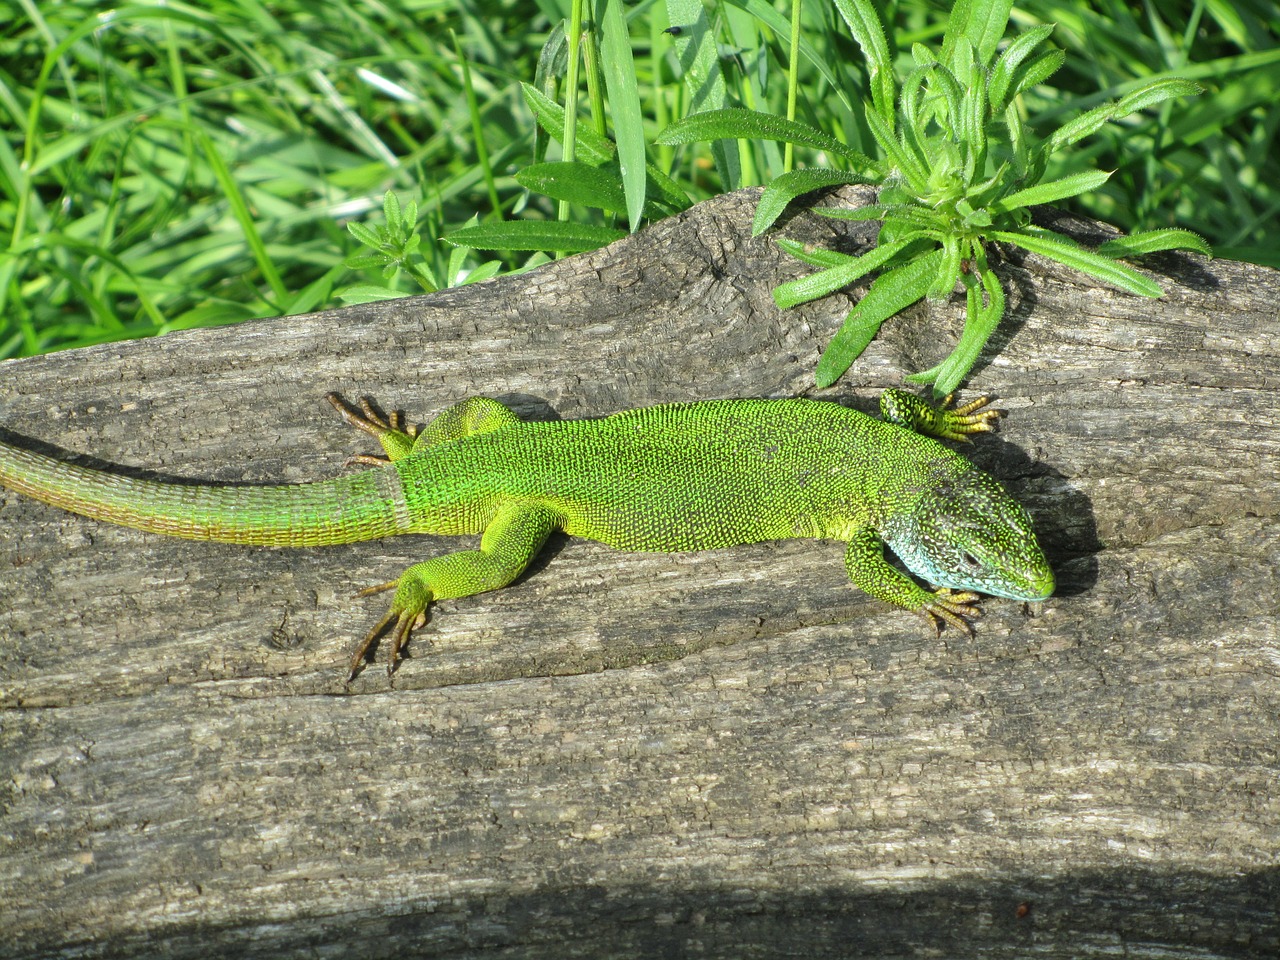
left=0, top=390, right=1053, bottom=678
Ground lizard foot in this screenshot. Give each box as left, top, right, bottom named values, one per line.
left=935, top=394, right=1001, bottom=442
left=325, top=392, right=418, bottom=463
left=879, top=389, right=1002, bottom=442
left=919, top=588, right=982, bottom=636
left=346, top=576, right=433, bottom=681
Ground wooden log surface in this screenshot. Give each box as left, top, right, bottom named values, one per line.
left=1, top=186, right=1277, bottom=958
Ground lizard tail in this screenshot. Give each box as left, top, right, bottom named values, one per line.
left=0, top=439, right=411, bottom=547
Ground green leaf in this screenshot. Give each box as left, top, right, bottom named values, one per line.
left=383, top=191, right=403, bottom=231
left=863, top=105, right=927, bottom=194
left=520, top=82, right=689, bottom=215
left=991, top=228, right=1164, bottom=297
left=988, top=23, right=1055, bottom=111
left=517, top=161, right=680, bottom=220
left=656, top=108, right=874, bottom=169
left=960, top=65, right=989, bottom=177
left=774, top=237, right=917, bottom=308
left=1113, top=78, right=1203, bottom=117
left=967, top=0, right=1014, bottom=67
left=342, top=254, right=390, bottom=271
left=1004, top=100, right=1030, bottom=175
left=596, top=0, right=645, bottom=230
left=643, top=164, right=693, bottom=213
left=753, top=169, right=875, bottom=236
left=942, top=0, right=1012, bottom=70
left=517, top=161, right=627, bottom=212
left=520, top=82, right=615, bottom=166
left=1098, top=228, right=1213, bottom=259
left=875, top=201, right=945, bottom=234
left=815, top=248, right=945, bottom=387
left=1044, top=80, right=1182, bottom=156
left=928, top=234, right=963, bottom=301
left=898, top=64, right=930, bottom=135
left=930, top=258, right=1006, bottom=395
left=815, top=204, right=891, bottom=223
left=831, top=0, right=895, bottom=126
left=1008, top=48, right=1065, bottom=102
left=939, top=0, right=972, bottom=72
left=444, top=220, right=626, bottom=253
left=989, top=169, right=1113, bottom=214
left=458, top=260, right=503, bottom=286
left=346, top=220, right=382, bottom=251
left=924, top=64, right=966, bottom=137
left=334, top=283, right=409, bottom=304
left=775, top=238, right=860, bottom=269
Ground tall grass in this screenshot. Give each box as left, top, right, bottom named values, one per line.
left=2, top=0, right=1276, bottom=357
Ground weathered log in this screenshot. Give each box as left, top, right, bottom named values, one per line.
left=1, top=186, right=1276, bottom=958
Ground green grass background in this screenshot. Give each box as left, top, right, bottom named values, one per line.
left=2, top=0, right=1276, bottom=357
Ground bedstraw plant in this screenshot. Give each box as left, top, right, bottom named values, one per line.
left=657, top=0, right=1211, bottom=394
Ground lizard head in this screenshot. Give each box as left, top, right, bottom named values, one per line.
left=886, top=469, right=1055, bottom=602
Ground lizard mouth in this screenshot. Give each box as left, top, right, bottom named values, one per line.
left=1000, top=565, right=1056, bottom=602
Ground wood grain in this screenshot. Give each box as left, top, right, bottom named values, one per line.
left=1, top=187, right=1276, bottom=958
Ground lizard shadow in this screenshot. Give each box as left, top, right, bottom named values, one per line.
left=0, top=425, right=203, bottom=486
left=962, top=428, right=1099, bottom=600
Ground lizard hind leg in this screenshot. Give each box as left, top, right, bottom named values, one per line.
left=345, top=500, right=563, bottom=680
left=326, top=393, right=522, bottom=466
left=326, top=392, right=421, bottom=464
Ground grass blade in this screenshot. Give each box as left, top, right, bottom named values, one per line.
left=596, top=0, right=645, bottom=230
left=198, top=132, right=287, bottom=305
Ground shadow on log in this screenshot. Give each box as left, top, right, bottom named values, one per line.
left=1, top=186, right=1277, bottom=958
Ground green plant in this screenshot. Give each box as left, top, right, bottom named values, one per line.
left=338, top=192, right=503, bottom=303
left=657, top=0, right=1212, bottom=394
left=0, top=0, right=544, bottom=357
left=441, top=66, right=694, bottom=256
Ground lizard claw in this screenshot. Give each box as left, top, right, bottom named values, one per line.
left=325, top=392, right=418, bottom=441
left=346, top=576, right=432, bottom=681
left=919, top=588, right=982, bottom=636
left=935, top=394, right=1001, bottom=442
left=326, top=392, right=419, bottom=463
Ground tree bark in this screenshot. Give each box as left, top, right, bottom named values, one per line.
left=1, top=186, right=1276, bottom=958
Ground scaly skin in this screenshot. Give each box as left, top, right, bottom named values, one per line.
left=0, top=390, right=1055, bottom=678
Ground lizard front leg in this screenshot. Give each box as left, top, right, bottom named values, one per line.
left=347, top=500, right=562, bottom=680
left=879, top=389, right=1001, bottom=442
left=843, top=527, right=982, bottom=635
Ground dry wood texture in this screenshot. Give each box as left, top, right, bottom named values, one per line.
left=1, top=186, right=1277, bottom=958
